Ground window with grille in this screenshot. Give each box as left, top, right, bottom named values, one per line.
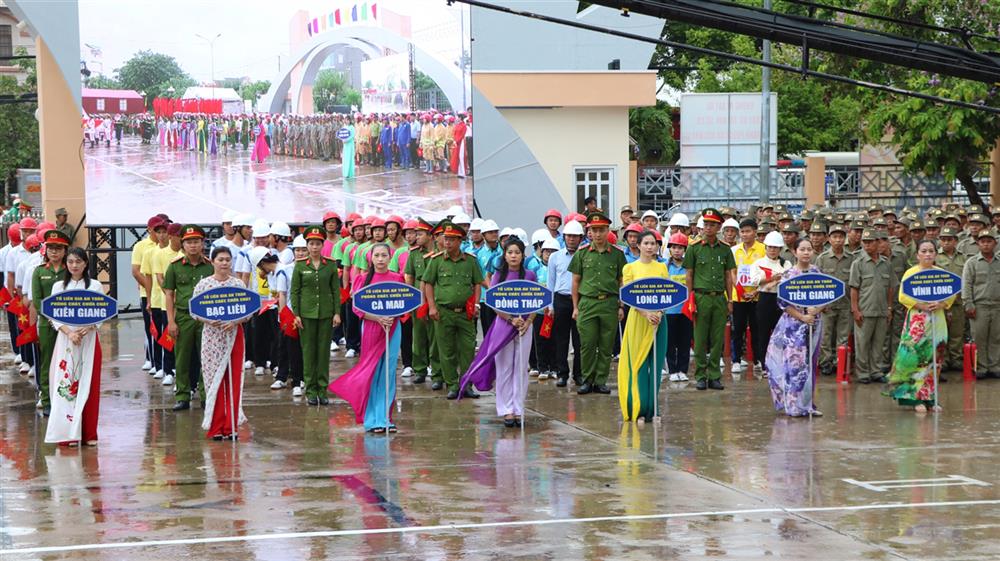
left=574, top=167, right=615, bottom=214
left=119, top=99, right=127, bottom=111
left=0, top=25, right=12, bottom=59
left=96, top=98, right=105, bottom=111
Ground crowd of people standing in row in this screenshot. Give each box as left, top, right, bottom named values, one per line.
left=82, top=110, right=473, bottom=177
left=12, top=198, right=997, bottom=446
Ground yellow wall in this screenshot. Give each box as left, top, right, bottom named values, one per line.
left=36, top=37, right=85, bottom=244
left=501, top=106, right=630, bottom=214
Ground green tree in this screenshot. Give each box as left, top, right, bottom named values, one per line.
left=0, top=48, right=39, bottom=200
left=313, top=69, right=361, bottom=112
left=629, top=101, right=678, bottom=164
left=115, top=50, right=192, bottom=106
left=85, top=74, right=121, bottom=90
left=240, top=80, right=271, bottom=102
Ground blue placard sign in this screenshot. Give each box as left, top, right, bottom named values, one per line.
left=337, top=127, right=352, bottom=140
left=901, top=268, right=961, bottom=303
left=777, top=272, right=845, bottom=307
left=485, top=280, right=552, bottom=315
left=189, top=286, right=261, bottom=322
left=41, top=290, right=118, bottom=327
left=353, top=281, right=423, bottom=316
left=620, top=277, right=688, bottom=312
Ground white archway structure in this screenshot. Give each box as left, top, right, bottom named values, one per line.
left=260, top=26, right=466, bottom=114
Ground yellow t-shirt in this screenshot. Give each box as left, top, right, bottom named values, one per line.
left=131, top=237, right=155, bottom=270
left=256, top=270, right=270, bottom=297
left=622, top=259, right=669, bottom=285
left=731, top=241, right=766, bottom=302
left=151, top=245, right=182, bottom=310
left=140, top=244, right=165, bottom=309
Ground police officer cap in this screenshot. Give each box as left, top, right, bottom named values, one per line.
left=861, top=229, right=878, bottom=241
left=807, top=222, right=827, bottom=234
left=970, top=213, right=990, bottom=225
left=872, top=217, right=889, bottom=227
left=875, top=230, right=889, bottom=240
left=828, top=223, right=847, bottom=235
left=43, top=229, right=71, bottom=246
left=910, top=219, right=927, bottom=231
left=970, top=204, right=984, bottom=214
left=303, top=225, right=325, bottom=241
left=586, top=211, right=613, bottom=228
left=882, top=209, right=898, bottom=219
left=867, top=204, right=884, bottom=213
left=939, top=227, right=959, bottom=238
left=180, top=224, right=206, bottom=241
left=438, top=219, right=466, bottom=238
left=977, top=229, right=997, bottom=240
left=801, top=209, right=816, bottom=220
left=781, top=223, right=800, bottom=234
left=943, top=213, right=961, bottom=223
left=778, top=212, right=794, bottom=222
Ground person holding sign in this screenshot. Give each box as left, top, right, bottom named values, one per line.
left=30, top=229, right=71, bottom=417
left=683, top=208, right=736, bottom=391
left=163, top=225, right=214, bottom=411
left=193, top=247, right=251, bottom=440
left=44, top=248, right=105, bottom=445
left=888, top=240, right=956, bottom=413
left=765, top=239, right=824, bottom=417
left=329, top=243, right=404, bottom=433
left=570, top=212, right=627, bottom=395
left=617, top=231, right=669, bottom=423
left=422, top=220, right=484, bottom=400
left=291, top=226, right=342, bottom=406
left=459, top=237, right=537, bottom=427
left=961, top=229, right=1000, bottom=379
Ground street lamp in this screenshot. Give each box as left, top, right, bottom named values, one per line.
left=195, top=33, right=222, bottom=97
left=166, top=85, right=175, bottom=96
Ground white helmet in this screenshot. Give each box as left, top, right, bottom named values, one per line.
left=249, top=246, right=272, bottom=268
left=499, top=227, right=513, bottom=238
left=270, top=221, right=292, bottom=238
left=445, top=205, right=464, bottom=218
left=696, top=216, right=705, bottom=229
left=531, top=228, right=549, bottom=246
left=511, top=228, right=528, bottom=243
left=233, top=214, right=254, bottom=228
left=563, top=220, right=585, bottom=236
left=222, top=210, right=238, bottom=223
left=764, top=231, right=785, bottom=247
left=668, top=213, right=690, bottom=227
left=641, top=209, right=660, bottom=221
left=541, top=237, right=561, bottom=252
left=292, top=235, right=307, bottom=248
left=480, top=219, right=500, bottom=233
left=252, top=219, right=270, bottom=237
left=722, top=218, right=740, bottom=231
left=453, top=213, right=471, bottom=225
left=469, top=218, right=485, bottom=231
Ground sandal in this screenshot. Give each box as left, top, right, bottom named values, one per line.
left=387, top=425, right=398, bottom=433
left=369, top=427, right=386, bottom=434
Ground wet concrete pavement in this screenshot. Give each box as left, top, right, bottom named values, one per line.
left=3, top=317, right=1000, bottom=559
left=83, top=138, right=473, bottom=225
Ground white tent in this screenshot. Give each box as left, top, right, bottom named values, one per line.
left=181, top=86, right=245, bottom=114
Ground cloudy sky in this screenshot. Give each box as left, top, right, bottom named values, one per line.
left=78, top=0, right=466, bottom=83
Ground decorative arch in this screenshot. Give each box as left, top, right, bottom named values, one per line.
left=260, top=26, right=466, bottom=114
left=290, top=37, right=381, bottom=114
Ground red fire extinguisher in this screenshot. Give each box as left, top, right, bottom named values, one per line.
left=836, top=344, right=851, bottom=384
left=964, top=342, right=978, bottom=381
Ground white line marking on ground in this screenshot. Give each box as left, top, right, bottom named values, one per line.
left=8, top=498, right=1000, bottom=555
left=843, top=475, right=991, bottom=492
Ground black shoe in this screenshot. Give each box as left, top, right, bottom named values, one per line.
left=413, top=375, right=426, bottom=384
left=319, top=397, right=330, bottom=405
left=42, top=405, right=50, bottom=417
left=695, top=380, right=707, bottom=391
left=990, top=372, right=1000, bottom=379
left=307, top=397, right=319, bottom=406
left=431, top=381, right=444, bottom=391
left=172, top=401, right=190, bottom=411
left=708, top=379, right=724, bottom=390
left=555, top=378, right=568, bottom=387
left=577, top=383, right=593, bottom=395
left=939, top=376, right=948, bottom=383
left=858, top=377, right=871, bottom=384
left=213, top=435, right=224, bottom=441
left=573, top=376, right=584, bottom=386
left=503, top=418, right=517, bottom=428
left=594, top=384, right=611, bottom=394
left=873, top=375, right=888, bottom=384
left=976, top=372, right=987, bottom=380
left=446, top=390, right=459, bottom=400
left=462, top=388, right=480, bottom=399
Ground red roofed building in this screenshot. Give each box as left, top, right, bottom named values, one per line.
left=81, top=88, right=145, bottom=115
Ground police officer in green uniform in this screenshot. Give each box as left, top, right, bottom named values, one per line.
left=958, top=214, right=989, bottom=257
left=403, top=218, right=440, bottom=385
left=163, top=225, right=214, bottom=411
left=684, top=208, right=736, bottom=390
left=422, top=220, right=484, bottom=399
left=962, top=229, right=1000, bottom=379
left=936, top=226, right=966, bottom=376
left=569, top=211, right=626, bottom=395
left=779, top=223, right=800, bottom=264
left=816, top=223, right=854, bottom=376
left=881, top=229, right=909, bottom=374
left=848, top=229, right=893, bottom=384
left=31, top=229, right=71, bottom=416
left=291, top=226, right=342, bottom=405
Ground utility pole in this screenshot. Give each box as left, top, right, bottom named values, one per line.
left=759, top=0, right=771, bottom=204
left=195, top=33, right=222, bottom=97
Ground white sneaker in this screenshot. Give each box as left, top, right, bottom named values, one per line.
left=36, top=399, right=42, bottom=409
left=15, top=353, right=21, bottom=363
left=244, top=361, right=254, bottom=369
left=338, top=337, right=346, bottom=345
left=254, top=366, right=264, bottom=376
left=292, top=386, right=303, bottom=397
left=153, top=369, right=165, bottom=379
left=401, top=367, right=413, bottom=377
left=740, top=359, right=749, bottom=368
left=148, top=366, right=158, bottom=374
left=530, top=369, right=539, bottom=376
left=28, top=366, right=35, bottom=378
left=345, top=349, right=356, bottom=358
left=678, top=372, right=689, bottom=382
left=330, top=341, right=339, bottom=352
left=142, top=360, right=152, bottom=371
left=732, top=362, right=744, bottom=373
left=538, top=372, right=549, bottom=380
left=270, top=380, right=286, bottom=390
left=161, top=374, right=174, bottom=386
left=19, top=362, right=29, bottom=373
left=669, top=373, right=681, bottom=382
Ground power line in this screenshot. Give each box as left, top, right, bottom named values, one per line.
left=451, top=0, right=1000, bottom=115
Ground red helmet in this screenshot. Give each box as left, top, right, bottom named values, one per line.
left=668, top=232, right=689, bottom=247
left=625, top=223, right=644, bottom=234
left=341, top=227, right=350, bottom=237
left=322, top=211, right=342, bottom=225
left=7, top=224, right=20, bottom=245
left=36, top=224, right=54, bottom=239
left=18, top=217, right=38, bottom=230
left=37, top=221, right=56, bottom=231
left=651, top=229, right=663, bottom=242
left=607, top=231, right=618, bottom=245
left=385, top=215, right=404, bottom=226
left=571, top=213, right=588, bottom=224
left=346, top=212, right=363, bottom=223
left=543, top=209, right=563, bottom=223
left=369, top=217, right=386, bottom=228
left=403, top=219, right=420, bottom=231
left=23, top=234, right=40, bottom=251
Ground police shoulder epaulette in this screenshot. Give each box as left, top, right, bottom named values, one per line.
left=295, top=256, right=309, bottom=262
left=170, top=254, right=184, bottom=263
